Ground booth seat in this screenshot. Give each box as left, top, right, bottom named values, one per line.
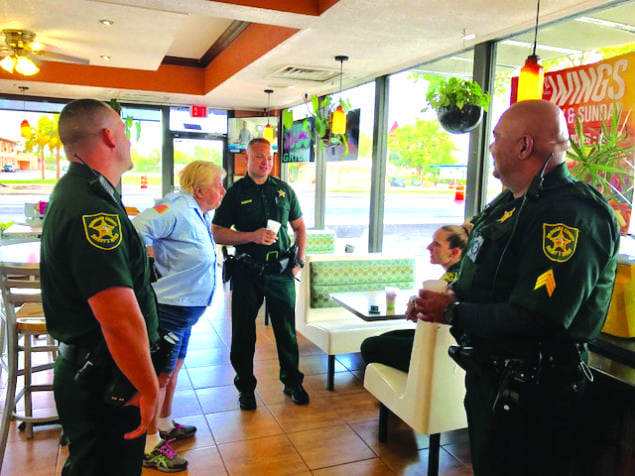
left=305, top=229, right=337, bottom=254
left=364, top=320, right=467, bottom=476
left=296, top=253, right=416, bottom=390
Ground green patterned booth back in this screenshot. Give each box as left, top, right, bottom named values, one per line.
left=306, top=230, right=336, bottom=254
left=310, top=258, right=416, bottom=308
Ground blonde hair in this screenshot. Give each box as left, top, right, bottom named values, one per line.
left=440, top=222, right=473, bottom=251
left=179, top=161, right=226, bottom=195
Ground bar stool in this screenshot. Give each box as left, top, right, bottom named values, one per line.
left=0, top=264, right=58, bottom=469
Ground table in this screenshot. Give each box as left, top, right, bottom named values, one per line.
left=0, top=241, right=40, bottom=267
left=329, top=290, right=414, bottom=321
left=3, top=224, right=42, bottom=239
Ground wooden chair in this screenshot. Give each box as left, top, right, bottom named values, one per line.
left=363, top=320, right=467, bottom=476
left=0, top=265, right=58, bottom=469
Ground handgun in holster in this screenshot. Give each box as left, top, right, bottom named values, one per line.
left=448, top=345, right=495, bottom=382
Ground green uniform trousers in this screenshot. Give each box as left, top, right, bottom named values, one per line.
left=465, top=364, right=588, bottom=476
left=230, top=265, right=303, bottom=392
left=54, top=356, right=146, bottom=476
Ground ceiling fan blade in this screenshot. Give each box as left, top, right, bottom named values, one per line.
left=34, top=50, right=89, bottom=65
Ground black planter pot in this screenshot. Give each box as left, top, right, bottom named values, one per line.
left=436, top=105, right=483, bottom=134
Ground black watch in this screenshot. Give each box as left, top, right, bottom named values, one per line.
left=444, top=301, right=460, bottom=325
left=296, top=258, right=305, bottom=268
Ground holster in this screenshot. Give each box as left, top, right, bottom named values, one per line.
left=221, top=246, right=236, bottom=283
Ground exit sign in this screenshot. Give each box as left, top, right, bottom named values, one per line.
left=191, top=105, right=208, bottom=118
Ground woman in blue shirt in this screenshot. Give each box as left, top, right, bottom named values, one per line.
left=133, top=161, right=225, bottom=471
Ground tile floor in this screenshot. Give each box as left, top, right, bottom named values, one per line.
left=1, top=283, right=473, bottom=475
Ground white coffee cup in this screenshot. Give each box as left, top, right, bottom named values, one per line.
left=266, top=219, right=281, bottom=234
left=422, top=279, right=448, bottom=293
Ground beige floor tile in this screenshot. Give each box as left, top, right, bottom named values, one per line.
left=196, top=385, right=245, bottom=413
left=185, top=347, right=230, bottom=368
left=287, top=423, right=376, bottom=470
left=218, top=434, right=309, bottom=475
left=268, top=397, right=344, bottom=433
left=305, top=371, right=365, bottom=397
left=206, top=406, right=284, bottom=444
left=187, top=364, right=235, bottom=389
left=311, top=457, right=396, bottom=475
left=326, top=391, right=382, bottom=423
left=170, top=388, right=204, bottom=418
left=176, top=445, right=228, bottom=475
left=2, top=430, right=61, bottom=476
left=187, top=332, right=226, bottom=350
left=298, top=353, right=347, bottom=376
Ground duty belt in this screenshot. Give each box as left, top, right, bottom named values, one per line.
left=236, top=249, right=294, bottom=275
left=59, top=342, right=94, bottom=366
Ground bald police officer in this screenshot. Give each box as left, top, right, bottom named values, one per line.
left=212, top=138, right=308, bottom=410
left=414, top=100, right=619, bottom=475
left=41, top=99, right=160, bottom=475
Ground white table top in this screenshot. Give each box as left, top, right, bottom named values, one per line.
left=329, top=290, right=413, bottom=321
left=0, top=241, right=40, bottom=267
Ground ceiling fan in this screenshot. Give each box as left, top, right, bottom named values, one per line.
left=0, top=29, right=89, bottom=76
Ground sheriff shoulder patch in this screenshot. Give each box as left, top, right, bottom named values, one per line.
left=543, top=223, right=579, bottom=262
left=82, top=213, right=122, bottom=250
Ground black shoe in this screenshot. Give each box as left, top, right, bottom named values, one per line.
left=283, top=384, right=310, bottom=405
left=238, top=391, right=257, bottom=410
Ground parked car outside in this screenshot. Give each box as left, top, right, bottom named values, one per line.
left=3, top=164, right=15, bottom=173
left=389, top=177, right=406, bottom=188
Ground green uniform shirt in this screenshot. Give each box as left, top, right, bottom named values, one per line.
left=40, top=162, right=159, bottom=347
left=212, top=174, right=302, bottom=261
left=455, top=163, right=619, bottom=342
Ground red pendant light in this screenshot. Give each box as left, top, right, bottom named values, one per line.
left=331, top=55, right=349, bottom=135
left=20, top=119, right=31, bottom=138
left=517, top=0, right=544, bottom=102
left=263, top=89, right=275, bottom=144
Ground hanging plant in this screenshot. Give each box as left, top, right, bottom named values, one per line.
left=110, top=99, right=141, bottom=142
left=422, top=77, right=492, bottom=134
left=283, top=94, right=351, bottom=155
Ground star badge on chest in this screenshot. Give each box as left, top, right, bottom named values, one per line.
left=277, top=189, right=286, bottom=198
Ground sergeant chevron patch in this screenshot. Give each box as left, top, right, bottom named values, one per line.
left=534, top=269, right=556, bottom=297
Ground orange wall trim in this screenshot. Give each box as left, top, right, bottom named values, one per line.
left=0, top=62, right=205, bottom=95
left=203, top=23, right=298, bottom=94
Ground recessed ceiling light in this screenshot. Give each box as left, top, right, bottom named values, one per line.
left=462, top=33, right=476, bottom=41
left=99, top=19, right=114, bottom=26
left=101, top=55, right=111, bottom=60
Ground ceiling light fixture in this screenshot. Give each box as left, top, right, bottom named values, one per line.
left=462, top=33, right=476, bottom=41
left=517, top=0, right=544, bottom=102
left=100, top=19, right=114, bottom=26
left=100, top=55, right=111, bottom=60
left=0, top=53, right=39, bottom=76
left=263, top=89, right=275, bottom=144
left=331, top=55, right=348, bottom=135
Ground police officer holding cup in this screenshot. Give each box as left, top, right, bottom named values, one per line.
left=413, top=100, right=619, bottom=475
left=212, top=138, right=308, bottom=410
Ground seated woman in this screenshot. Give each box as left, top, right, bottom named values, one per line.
left=360, top=223, right=471, bottom=372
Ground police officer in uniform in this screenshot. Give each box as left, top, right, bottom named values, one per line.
left=41, top=99, right=160, bottom=475
left=413, top=100, right=619, bottom=475
left=212, top=138, right=308, bottom=410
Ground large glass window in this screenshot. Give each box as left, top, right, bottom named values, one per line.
left=324, top=81, right=375, bottom=253
left=490, top=1, right=635, bottom=227
left=0, top=99, right=64, bottom=234
left=383, top=52, right=474, bottom=277
left=284, top=102, right=317, bottom=229
left=120, top=106, right=163, bottom=213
